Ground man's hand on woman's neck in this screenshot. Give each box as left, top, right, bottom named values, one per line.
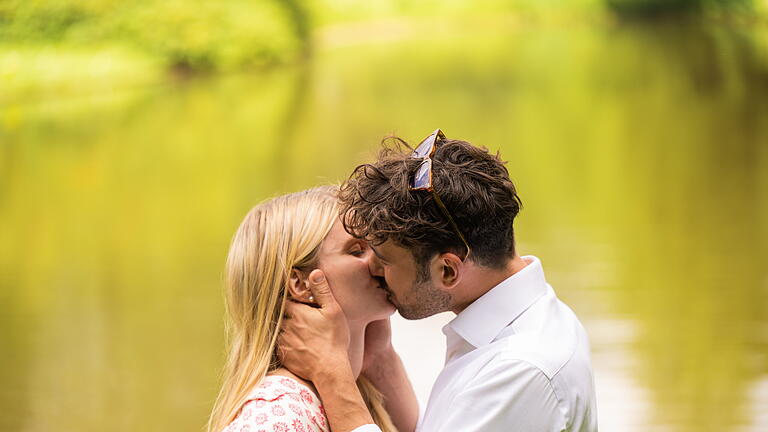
left=278, top=270, right=376, bottom=432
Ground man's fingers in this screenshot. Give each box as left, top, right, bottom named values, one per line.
left=276, top=339, right=289, bottom=363
left=283, top=300, right=298, bottom=318
left=307, top=269, right=338, bottom=309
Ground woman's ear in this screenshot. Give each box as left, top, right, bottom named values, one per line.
left=287, top=268, right=312, bottom=301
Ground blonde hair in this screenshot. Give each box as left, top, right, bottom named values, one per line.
left=208, top=186, right=397, bottom=432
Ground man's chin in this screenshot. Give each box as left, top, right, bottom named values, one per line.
left=395, top=305, right=428, bottom=320
left=396, top=300, right=450, bottom=320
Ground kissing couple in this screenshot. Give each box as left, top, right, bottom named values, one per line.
left=208, top=129, right=598, bottom=432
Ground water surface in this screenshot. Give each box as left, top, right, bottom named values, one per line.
left=1, top=17, right=767, bottom=432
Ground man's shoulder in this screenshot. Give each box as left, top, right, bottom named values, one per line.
left=489, top=295, right=592, bottom=380
left=466, top=354, right=554, bottom=390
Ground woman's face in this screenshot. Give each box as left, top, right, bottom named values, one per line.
left=315, top=219, right=395, bottom=323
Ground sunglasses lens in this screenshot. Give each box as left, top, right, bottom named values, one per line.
left=411, top=159, right=432, bottom=189
left=412, top=133, right=437, bottom=158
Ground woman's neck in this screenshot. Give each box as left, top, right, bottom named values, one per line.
left=345, top=319, right=368, bottom=379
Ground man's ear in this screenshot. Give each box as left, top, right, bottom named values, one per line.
left=287, top=268, right=312, bottom=301
left=436, top=253, right=462, bottom=289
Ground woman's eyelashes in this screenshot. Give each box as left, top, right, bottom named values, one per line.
left=348, top=242, right=367, bottom=257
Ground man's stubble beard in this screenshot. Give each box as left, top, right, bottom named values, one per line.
left=396, top=277, right=452, bottom=320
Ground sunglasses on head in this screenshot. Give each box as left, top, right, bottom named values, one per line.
left=409, top=129, right=471, bottom=260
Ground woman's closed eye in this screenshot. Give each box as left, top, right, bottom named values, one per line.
left=348, top=245, right=364, bottom=256
left=348, top=241, right=368, bottom=257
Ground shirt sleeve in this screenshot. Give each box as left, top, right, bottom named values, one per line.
left=350, top=425, right=383, bottom=432
left=225, top=395, right=323, bottom=432
left=434, top=359, right=567, bottom=432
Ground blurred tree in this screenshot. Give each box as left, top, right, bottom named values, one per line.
left=606, top=0, right=754, bottom=18
left=0, top=0, right=309, bottom=72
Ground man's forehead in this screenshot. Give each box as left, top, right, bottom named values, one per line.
left=374, top=240, right=410, bottom=258
left=369, top=244, right=386, bottom=260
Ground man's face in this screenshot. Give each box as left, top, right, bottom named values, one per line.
left=369, top=240, right=451, bottom=320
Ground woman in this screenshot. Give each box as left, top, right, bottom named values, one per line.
left=207, top=186, right=398, bottom=432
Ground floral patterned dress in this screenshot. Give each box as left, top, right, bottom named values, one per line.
left=223, top=375, right=330, bottom=432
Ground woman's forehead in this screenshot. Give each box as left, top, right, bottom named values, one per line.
left=321, top=219, right=356, bottom=250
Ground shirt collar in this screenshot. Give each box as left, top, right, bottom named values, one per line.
left=444, top=255, right=548, bottom=349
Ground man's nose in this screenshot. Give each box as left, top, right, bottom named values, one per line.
left=368, top=252, right=384, bottom=277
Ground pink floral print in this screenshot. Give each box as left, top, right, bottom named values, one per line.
left=222, top=375, right=329, bottom=432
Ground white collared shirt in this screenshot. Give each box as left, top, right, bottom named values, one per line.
left=353, top=256, right=597, bottom=432
left=417, top=255, right=598, bottom=432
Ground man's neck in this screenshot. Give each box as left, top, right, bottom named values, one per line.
left=451, top=254, right=529, bottom=314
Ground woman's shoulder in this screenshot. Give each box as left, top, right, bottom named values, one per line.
left=223, top=375, right=328, bottom=432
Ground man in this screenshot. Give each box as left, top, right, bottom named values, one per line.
left=279, top=130, right=598, bottom=432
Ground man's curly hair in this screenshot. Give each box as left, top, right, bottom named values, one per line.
left=339, top=135, right=522, bottom=277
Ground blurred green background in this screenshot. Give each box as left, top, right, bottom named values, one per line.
left=2, top=0, right=768, bottom=431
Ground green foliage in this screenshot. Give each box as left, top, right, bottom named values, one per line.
left=0, top=0, right=764, bottom=75
left=605, top=0, right=754, bottom=17
left=0, top=0, right=308, bottom=71
left=0, top=0, right=119, bottom=41
left=114, top=0, right=305, bottom=71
